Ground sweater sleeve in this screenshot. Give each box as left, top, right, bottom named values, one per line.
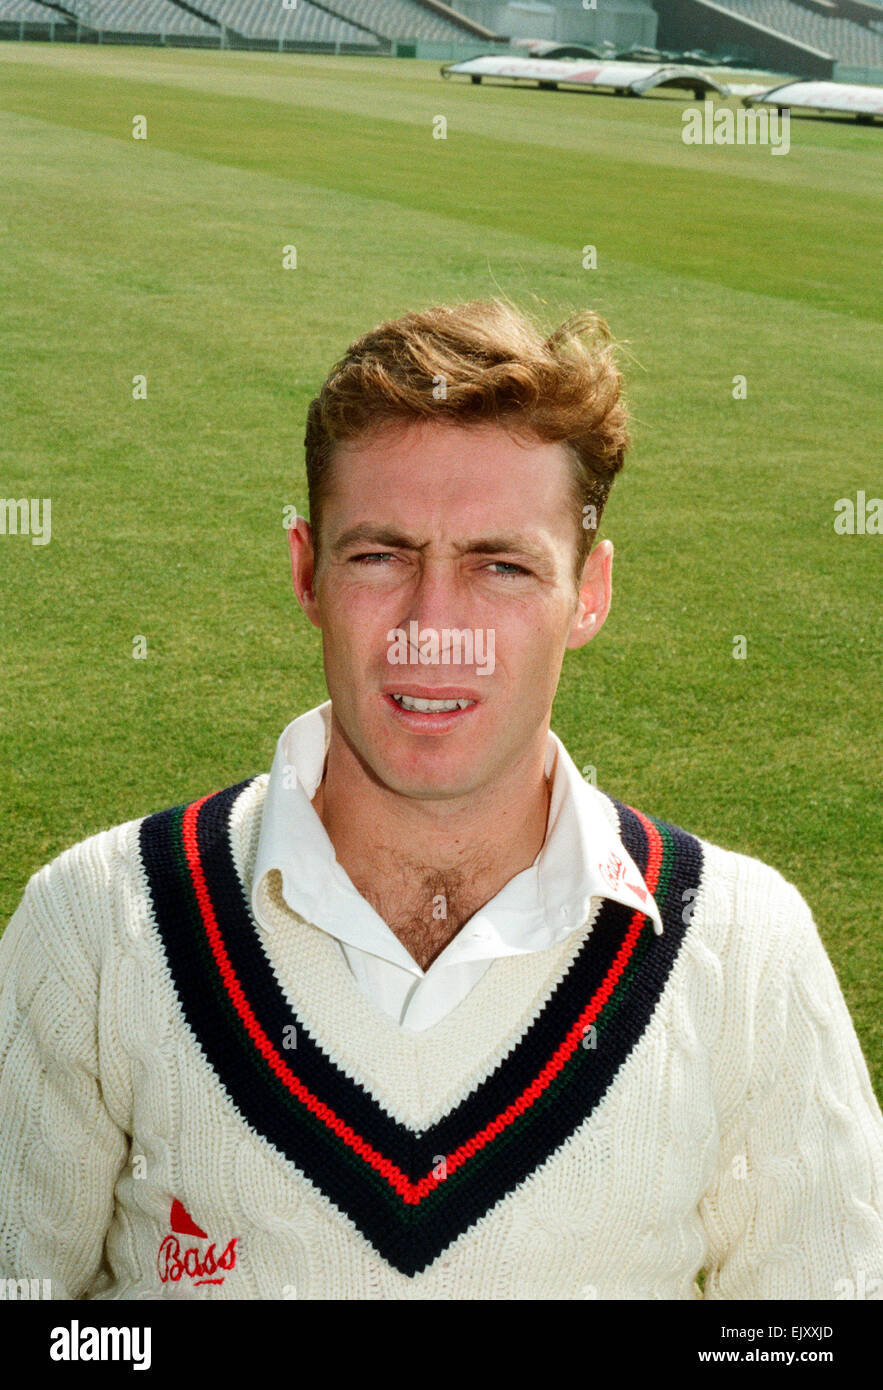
left=0, top=852, right=129, bottom=1298
left=700, top=875, right=883, bottom=1300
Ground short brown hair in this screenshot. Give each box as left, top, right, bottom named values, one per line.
left=304, top=299, right=631, bottom=580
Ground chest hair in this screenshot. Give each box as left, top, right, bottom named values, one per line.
left=353, top=862, right=493, bottom=971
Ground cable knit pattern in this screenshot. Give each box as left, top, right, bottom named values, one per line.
left=1, top=774, right=882, bottom=1299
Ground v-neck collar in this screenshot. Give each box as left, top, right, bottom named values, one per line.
left=139, top=779, right=703, bottom=1277
left=251, top=703, right=664, bottom=984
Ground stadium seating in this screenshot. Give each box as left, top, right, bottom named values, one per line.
left=2, top=0, right=387, bottom=42
left=0, top=0, right=70, bottom=19
left=187, top=0, right=378, bottom=44
left=3, top=0, right=881, bottom=67
left=0, top=0, right=71, bottom=18
left=716, top=0, right=883, bottom=63
left=322, top=0, right=480, bottom=41
left=63, top=0, right=217, bottom=34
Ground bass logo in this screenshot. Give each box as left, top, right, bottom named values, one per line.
left=157, top=1200, right=239, bottom=1288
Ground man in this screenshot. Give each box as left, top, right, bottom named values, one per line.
left=1, top=300, right=882, bottom=1300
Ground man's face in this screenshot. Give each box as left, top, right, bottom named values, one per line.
left=291, top=419, right=611, bottom=803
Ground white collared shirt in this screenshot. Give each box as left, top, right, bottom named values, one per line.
left=251, top=702, right=663, bottom=1032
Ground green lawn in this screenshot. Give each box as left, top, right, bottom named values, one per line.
left=0, top=44, right=880, bottom=1096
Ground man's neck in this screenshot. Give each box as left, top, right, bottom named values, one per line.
left=311, top=716, right=552, bottom=966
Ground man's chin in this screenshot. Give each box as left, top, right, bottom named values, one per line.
left=391, top=774, right=481, bottom=801
left=367, top=747, right=481, bottom=801
left=362, top=736, right=498, bottom=801
left=334, top=701, right=499, bottom=801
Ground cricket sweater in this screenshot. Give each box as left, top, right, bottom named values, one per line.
left=1, top=773, right=883, bottom=1299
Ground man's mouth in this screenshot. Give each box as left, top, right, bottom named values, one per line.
left=381, top=688, right=481, bottom=729
left=390, top=694, right=475, bottom=712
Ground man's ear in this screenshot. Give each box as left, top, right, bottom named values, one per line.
left=565, top=538, right=613, bottom=650
left=288, top=516, right=322, bottom=629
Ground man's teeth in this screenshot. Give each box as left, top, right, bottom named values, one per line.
left=392, top=694, right=474, bottom=712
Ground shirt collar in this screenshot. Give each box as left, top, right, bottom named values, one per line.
left=250, top=702, right=664, bottom=970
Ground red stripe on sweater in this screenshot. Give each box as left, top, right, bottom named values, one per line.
left=180, top=797, right=663, bottom=1205
left=424, top=807, right=664, bottom=1193
left=180, top=799, right=413, bottom=1199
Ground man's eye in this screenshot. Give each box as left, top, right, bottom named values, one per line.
left=489, top=561, right=530, bottom=576
left=352, top=552, right=394, bottom=565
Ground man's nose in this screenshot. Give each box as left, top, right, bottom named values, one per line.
left=404, top=561, right=472, bottom=635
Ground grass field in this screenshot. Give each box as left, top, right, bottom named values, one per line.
left=0, top=43, right=880, bottom=1096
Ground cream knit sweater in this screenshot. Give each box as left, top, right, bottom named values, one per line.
left=1, top=772, right=882, bottom=1300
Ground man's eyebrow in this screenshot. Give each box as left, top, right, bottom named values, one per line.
left=330, top=526, right=551, bottom=563
left=453, top=535, right=550, bottom=562
left=330, top=525, right=425, bottom=554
